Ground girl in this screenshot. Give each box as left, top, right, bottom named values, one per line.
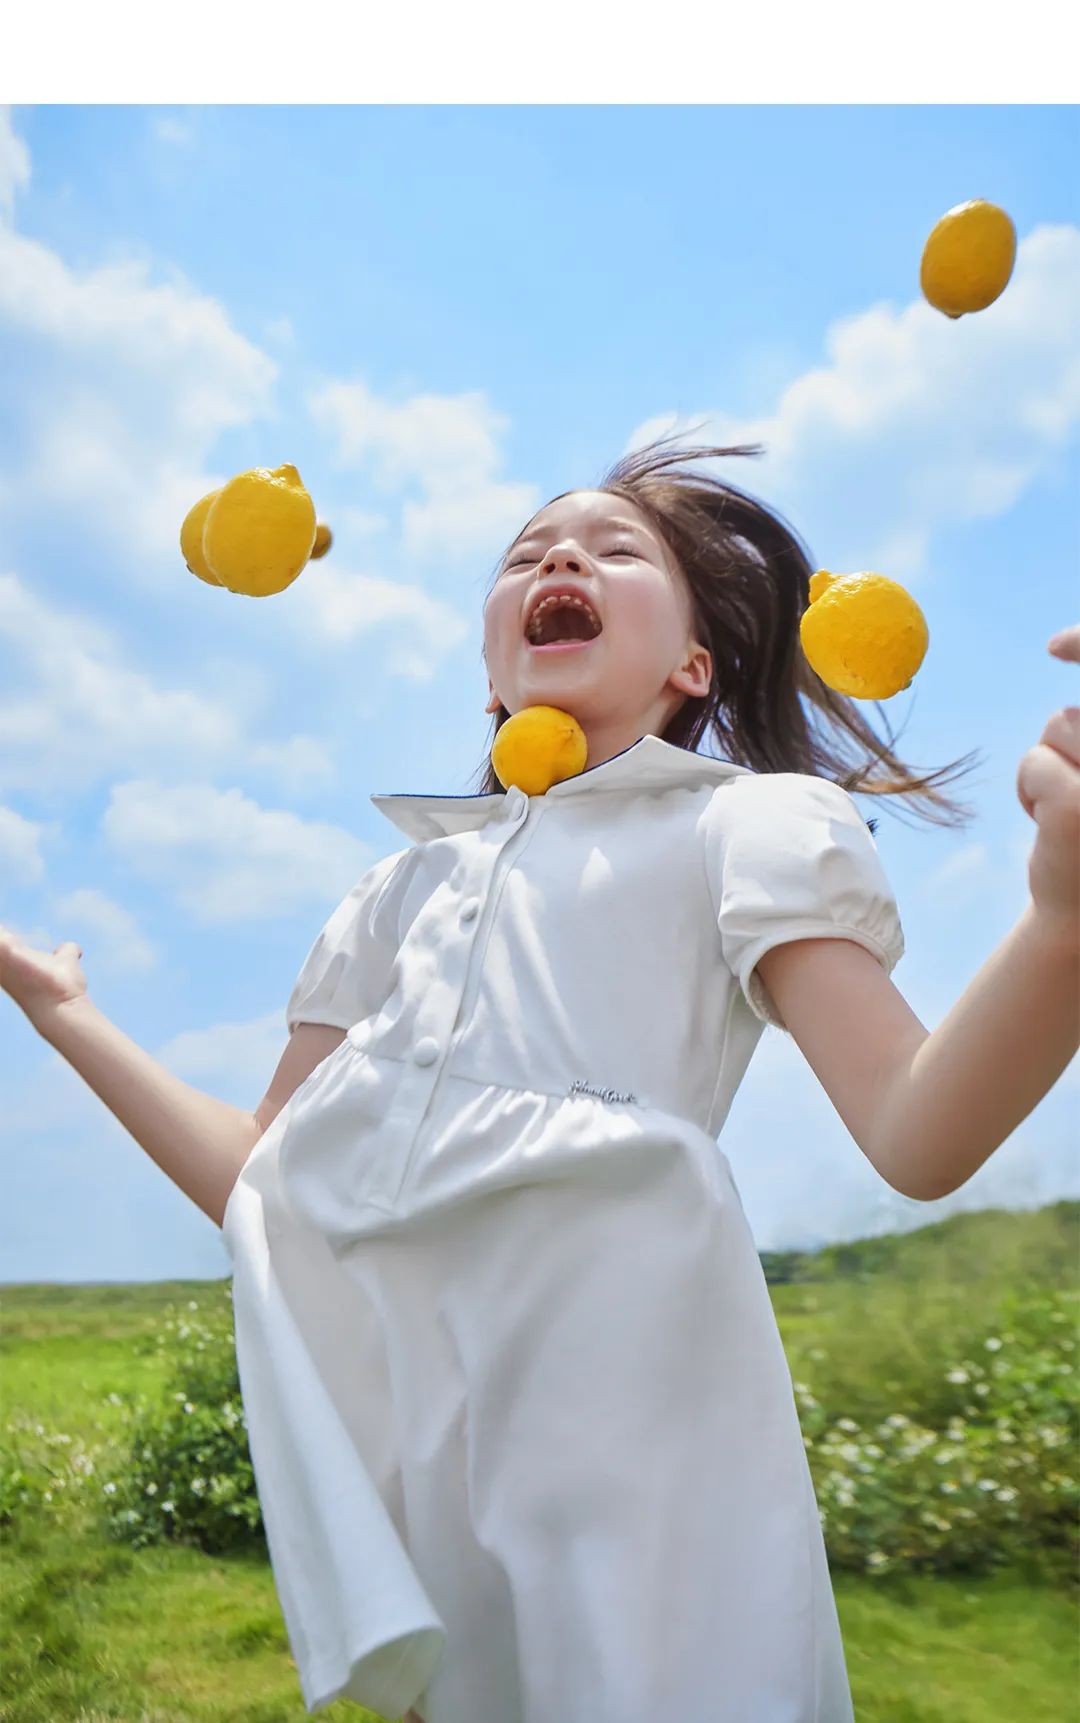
left=3, top=437, right=1078, bottom=1723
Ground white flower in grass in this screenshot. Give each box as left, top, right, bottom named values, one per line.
left=145, top=1482, right=157, bottom=1495
left=162, top=1499, right=176, bottom=1513
left=103, top=1481, right=117, bottom=1495
left=984, top=1336, right=1003, bottom=1351
left=183, top=1402, right=195, bottom=1414
left=995, top=1487, right=1018, bottom=1504
left=866, top=1551, right=889, bottom=1569
left=836, top=1417, right=859, bottom=1433
left=977, top=1478, right=998, bottom=1492
left=946, top=1368, right=970, bottom=1384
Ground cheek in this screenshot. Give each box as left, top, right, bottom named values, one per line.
left=483, top=587, right=517, bottom=660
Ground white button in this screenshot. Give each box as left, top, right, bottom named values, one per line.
left=413, top=1036, right=439, bottom=1066
left=461, top=897, right=480, bottom=923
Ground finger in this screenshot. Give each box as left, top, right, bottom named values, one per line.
left=1048, top=624, right=1080, bottom=660
left=1017, top=739, right=1080, bottom=820
left=1039, top=707, right=1080, bottom=767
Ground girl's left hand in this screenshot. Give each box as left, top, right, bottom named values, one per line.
left=1017, top=625, right=1080, bottom=944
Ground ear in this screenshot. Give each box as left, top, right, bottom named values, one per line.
left=669, top=639, right=712, bottom=700
left=484, top=677, right=501, bottom=715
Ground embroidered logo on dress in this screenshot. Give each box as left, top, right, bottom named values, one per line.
left=567, top=1077, right=638, bottom=1105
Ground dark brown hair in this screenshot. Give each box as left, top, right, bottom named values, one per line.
left=472, top=434, right=985, bottom=834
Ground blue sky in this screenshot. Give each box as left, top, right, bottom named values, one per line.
left=1, top=103, right=1078, bottom=1283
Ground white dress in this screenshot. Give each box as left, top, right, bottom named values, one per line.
left=221, top=734, right=905, bottom=1723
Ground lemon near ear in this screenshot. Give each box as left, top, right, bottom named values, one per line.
left=180, top=488, right=223, bottom=585
left=491, top=706, right=588, bottom=795
left=202, top=465, right=317, bottom=596
left=800, top=571, right=928, bottom=700
left=920, top=199, right=1016, bottom=318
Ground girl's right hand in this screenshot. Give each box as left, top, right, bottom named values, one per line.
left=0, top=926, right=88, bottom=1026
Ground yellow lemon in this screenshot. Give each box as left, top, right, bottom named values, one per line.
left=491, top=705, right=588, bottom=796
left=180, top=488, right=223, bottom=586
left=800, top=571, right=928, bottom=700
left=920, top=199, right=1016, bottom=318
left=203, top=465, right=317, bottom=596
left=310, top=522, right=333, bottom=560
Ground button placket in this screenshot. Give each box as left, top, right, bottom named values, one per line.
left=392, top=795, right=538, bottom=1204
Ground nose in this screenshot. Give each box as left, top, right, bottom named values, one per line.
left=541, top=544, right=588, bottom=575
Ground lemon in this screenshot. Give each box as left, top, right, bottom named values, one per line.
left=920, top=199, right=1016, bottom=319
left=202, top=465, right=317, bottom=596
left=180, top=488, right=223, bottom=586
left=800, top=571, right=928, bottom=700
left=491, top=705, right=588, bottom=795
left=310, top=522, right=333, bottom=560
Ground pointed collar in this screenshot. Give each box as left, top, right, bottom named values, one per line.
left=370, top=732, right=755, bottom=843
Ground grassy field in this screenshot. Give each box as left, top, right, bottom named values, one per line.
left=2, top=1204, right=1077, bottom=1721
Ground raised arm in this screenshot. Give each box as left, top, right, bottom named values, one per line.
left=1, top=927, right=344, bottom=1231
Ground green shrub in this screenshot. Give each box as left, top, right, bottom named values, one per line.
left=92, top=1288, right=265, bottom=1555
left=5, top=1273, right=1076, bottom=1589
left=794, top=1286, right=1078, bottom=1584
left=0, top=1419, right=108, bottom=1526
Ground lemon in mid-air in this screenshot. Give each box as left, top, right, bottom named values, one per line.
left=310, top=522, right=333, bottom=560
left=202, top=465, right=317, bottom=596
left=491, top=706, right=588, bottom=796
left=800, top=571, right=928, bottom=700
left=180, top=488, right=223, bottom=585
left=920, top=199, right=1016, bottom=318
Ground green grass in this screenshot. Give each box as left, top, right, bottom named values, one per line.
left=2, top=1207, right=1078, bottom=1721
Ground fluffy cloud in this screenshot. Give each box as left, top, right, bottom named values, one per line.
left=0, top=114, right=276, bottom=565
left=0, top=801, right=51, bottom=886
left=100, top=779, right=373, bottom=923
left=310, top=377, right=539, bottom=565
left=629, top=225, right=1080, bottom=580
left=0, top=570, right=335, bottom=799
left=0, top=106, right=30, bottom=218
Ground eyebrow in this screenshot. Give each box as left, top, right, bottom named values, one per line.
left=503, top=517, right=650, bottom=558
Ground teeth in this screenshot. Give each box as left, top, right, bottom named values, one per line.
left=525, top=593, right=601, bottom=642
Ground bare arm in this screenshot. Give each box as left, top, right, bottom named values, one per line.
left=872, top=904, right=1079, bottom=1202
left=30, top=997, right=345, bottom=1230
left=756, top=903, right=1079, bottom=1203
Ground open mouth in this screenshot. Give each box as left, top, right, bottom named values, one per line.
left=524, top=591, right=603, bottom=651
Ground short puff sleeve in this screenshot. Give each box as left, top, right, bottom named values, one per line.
left=705, top=772, right=905, bottom=1033
left=285, top=846, right=410, bottom=1034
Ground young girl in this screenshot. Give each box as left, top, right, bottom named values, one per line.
left=3, top=437, right=1078, bottom=1723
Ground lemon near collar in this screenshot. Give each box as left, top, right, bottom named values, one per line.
left=491, top=706, right=589, bottom=795
left=800, top=571, right=929, bottom=700
left=920, top=199, right=1016, bottom=319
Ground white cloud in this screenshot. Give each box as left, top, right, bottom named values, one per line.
left=300, top=560, right=470, bottom=681
left=0, top=570, right=335, bottom=799
left=0, top=107, right=30, bottom=218
left=0, top=802, right=52, bottom=885
left=310, top=376, right=540, bottom=564
left=101, top=779, right=373, bottom=923
left=629, top=225, right=1080, bottom=581
left=50, top=885, right=157, bottom=975
left=0, top=115, right=276, bottom=566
